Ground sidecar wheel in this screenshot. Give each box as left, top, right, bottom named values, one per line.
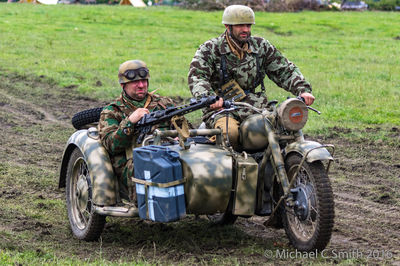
left=71, top=107, right=103, bottom=130
left=207, top=193, right=238, bottom=225
left=207, top=212, right=238, bottom=225
left=66, top=147, right=106, bottom=241
left=282, top=154, right=334, bottom=251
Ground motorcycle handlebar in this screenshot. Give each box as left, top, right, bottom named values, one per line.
left=296, top=96, right=321, bottom=115
left=297, top=96, right=306, bottom=103
left=222, top=100, right=233, bottom=109
left=223, top=97, right=320, bottom=115
left=220, top=100, right=262, bottom=113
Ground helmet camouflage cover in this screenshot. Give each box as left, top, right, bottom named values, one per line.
left=222, top=5, right=255, bottom=25
left=118, top=60, right=150, bottom=84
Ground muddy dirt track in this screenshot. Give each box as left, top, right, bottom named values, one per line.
left=1, top=72, right=399, bottom=264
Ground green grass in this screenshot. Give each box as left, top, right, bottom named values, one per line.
left=0, top=249, right=153, bottom=265
left=0, top=5, right=399, bottom=132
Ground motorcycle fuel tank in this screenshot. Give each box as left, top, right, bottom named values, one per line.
left=240, top=114, right=269, bottom=151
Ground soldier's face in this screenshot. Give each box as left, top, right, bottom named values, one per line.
left=227, top=24, right=252, bottom=43
left=122, top=79, right=148, bottom=101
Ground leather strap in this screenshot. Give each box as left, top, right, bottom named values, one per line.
left=131, top=177, right=186, bottom=188
left=144, top=94, right=152, bottom=109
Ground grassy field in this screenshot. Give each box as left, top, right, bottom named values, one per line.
left=0, top=5, right=400, bottom=265
left=0, top=5, right=399, bottom=131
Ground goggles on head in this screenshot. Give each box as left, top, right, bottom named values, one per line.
left=123, top=68, right=149, bottom=80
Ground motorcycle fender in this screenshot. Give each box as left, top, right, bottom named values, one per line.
left=59, top=129, right=117, bottom=206
left=284, top=141, right=333, bottom=163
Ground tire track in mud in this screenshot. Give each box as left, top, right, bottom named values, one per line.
left=333, top=192, right=400, bottom=254
left=315, top=134, right=400, bottom=261
left=0, top=73, right=107, bottom=259
left=0, top=91, right=70, bottom=170
left=0, top=90, right=61, bottom=124
left=0, top=72, right=105, bottom=171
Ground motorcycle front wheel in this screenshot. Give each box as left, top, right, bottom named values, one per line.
left=282, top=154, right=334, bottom=251
left=66, top=147, right=106, bottom=241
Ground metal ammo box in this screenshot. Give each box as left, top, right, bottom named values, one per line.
left=133, top=145, right=186, bottom=222
left=232, top=153, right=258, bottom=216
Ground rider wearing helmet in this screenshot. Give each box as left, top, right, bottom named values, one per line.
left=188, top=5, right=315, bottom=149
left=98, top=60, right=174, bottom=202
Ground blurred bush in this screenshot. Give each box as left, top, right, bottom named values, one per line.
left=365, top=0, right=400, bottom=10
left=179, top=0, right=327, bottom=11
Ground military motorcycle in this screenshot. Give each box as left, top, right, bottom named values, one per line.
left=59, top=96, right=335, bottom=252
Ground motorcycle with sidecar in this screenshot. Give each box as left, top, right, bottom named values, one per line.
left=59, top=96, right=335, bottom=251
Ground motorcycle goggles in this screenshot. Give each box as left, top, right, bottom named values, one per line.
left=123, top=68, right=149, bottom=80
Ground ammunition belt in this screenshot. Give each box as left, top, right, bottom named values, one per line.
left=219, top=79, right=247, bottom=102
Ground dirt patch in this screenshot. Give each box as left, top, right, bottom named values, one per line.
left=0, top=189, right=22, bottom=199
left=0, top=71, right=399, bottom=264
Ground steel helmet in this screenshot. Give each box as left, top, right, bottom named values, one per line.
left=118, top=60, right=150, bottom=84
left=222, top=5, right=255, bottom=25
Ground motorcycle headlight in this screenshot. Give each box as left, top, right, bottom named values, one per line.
left=277, top=98, right=308, bottom=131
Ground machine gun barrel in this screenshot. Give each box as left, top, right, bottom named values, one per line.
left=136, top=95, right=219, bottom=143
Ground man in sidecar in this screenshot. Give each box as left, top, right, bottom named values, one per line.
left=188, top=5, right=315, bottom=149
left=98, top=59, right=174, bottom=203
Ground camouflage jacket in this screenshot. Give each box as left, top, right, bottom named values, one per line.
left=98, top=92, right=174, bottom=176
left=188, top=33, right=312, bottom=99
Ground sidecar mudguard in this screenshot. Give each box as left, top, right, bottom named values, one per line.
left=59, top=128, right=117, bottom=206
left=284, top=141, right=333, bottom=163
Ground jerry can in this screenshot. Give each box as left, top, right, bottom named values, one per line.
left=133, top=145, right=186, bottom=222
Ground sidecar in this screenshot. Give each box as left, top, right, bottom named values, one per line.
left=59, top=126, right=259, bottom=240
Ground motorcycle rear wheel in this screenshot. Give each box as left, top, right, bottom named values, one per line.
left=66, top=147, right=106, bottom=241
left=282, top=154, right=334, bottom=251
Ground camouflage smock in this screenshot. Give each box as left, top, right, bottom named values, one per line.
left=98, top=92, right=174, bottom=198
left=188, top=33, right=312, bottom=125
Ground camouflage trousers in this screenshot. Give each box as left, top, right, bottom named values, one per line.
left=111, top=154, right=136, bottom=203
